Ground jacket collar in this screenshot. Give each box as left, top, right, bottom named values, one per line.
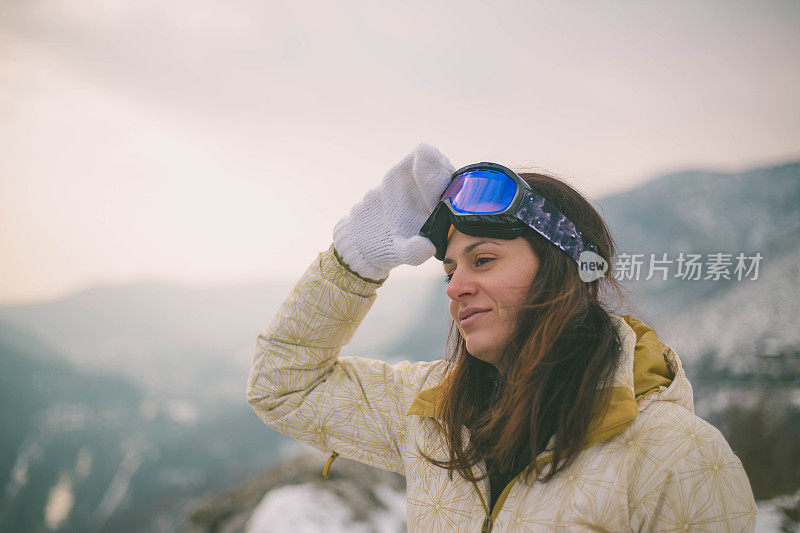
left=407, top=314, right=674, bottom=447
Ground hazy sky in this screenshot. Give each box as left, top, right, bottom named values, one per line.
left=1, top=0, right=798, bottom=305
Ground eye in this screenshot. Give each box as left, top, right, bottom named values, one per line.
left=444, top=257, right=493, bottom=284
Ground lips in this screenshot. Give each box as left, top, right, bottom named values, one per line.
left=458, top=307, right=490, bottom=326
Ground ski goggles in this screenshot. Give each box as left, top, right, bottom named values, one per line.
left=420, top=162, right=598, bottom=264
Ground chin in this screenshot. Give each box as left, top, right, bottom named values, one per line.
left=465, top=343, right=497, bottom=366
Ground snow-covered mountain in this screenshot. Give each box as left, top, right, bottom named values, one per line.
left=0, top=322, right=285, bottom=533
left=600, top=160, right=800, bottom=374
left=657, top=240, right=800, bottom=374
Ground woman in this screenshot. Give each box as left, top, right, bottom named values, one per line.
left=247, top=144, right=756, bottom=531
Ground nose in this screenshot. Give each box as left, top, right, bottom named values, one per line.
left=445, top=267, right=477, bottom=302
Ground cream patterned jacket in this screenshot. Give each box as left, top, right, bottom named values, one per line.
left=246, top=246, right=757, bottom=532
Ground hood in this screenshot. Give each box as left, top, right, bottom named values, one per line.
left=407, top=314, right=678, bottom=449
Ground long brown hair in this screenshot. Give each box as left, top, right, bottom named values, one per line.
left=424, top=171, right=625, bottom=484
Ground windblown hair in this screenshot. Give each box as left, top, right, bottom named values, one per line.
left=423, top=171, right=625, bottom=484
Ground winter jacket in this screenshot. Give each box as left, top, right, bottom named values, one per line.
left=246, top=245, right=757, bottom=532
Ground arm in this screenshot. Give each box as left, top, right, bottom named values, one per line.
left=247, top=143, right=454, bottom=474
left=246, top=244, right=447, bottom=474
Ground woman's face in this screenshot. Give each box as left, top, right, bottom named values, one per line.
left=443, top=229, right=540, bottom=367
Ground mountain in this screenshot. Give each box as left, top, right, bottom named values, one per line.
left=0, top=274, right=432, bottom=532
left=0, top=322, right=285, bottom=532
left=657, top=240, right=800, bottom=375
left=598, top=161, right=800, bottom=374
left=600, top=162, right=799, bottom=256
left=0, top=276, right=431, bottom=406
left=596, top=160, right=799, bottom=317
left=0, top=322, right=141, bottom=531
left=0, top=281, right=294, bottom=405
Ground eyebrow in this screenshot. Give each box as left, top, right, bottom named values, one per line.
left=442, top=240, right=498, bottom=265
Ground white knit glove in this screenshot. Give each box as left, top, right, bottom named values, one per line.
left=333, top=143, right=455, bottom=281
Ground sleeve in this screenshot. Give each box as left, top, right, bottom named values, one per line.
left=246, top=244, right=447, bottom=475
left=634, top=429, right=758, bottom=532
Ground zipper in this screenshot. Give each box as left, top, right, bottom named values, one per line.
left=321, top=451, right=339, bottom=478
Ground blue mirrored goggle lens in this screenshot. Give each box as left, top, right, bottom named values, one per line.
left=442, top=169, right=518, bottom=214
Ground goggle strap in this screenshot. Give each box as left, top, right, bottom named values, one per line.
left=515, top=192, right=598, bottom=264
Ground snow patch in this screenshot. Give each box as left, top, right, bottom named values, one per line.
left=245, top=483, right=370, bottom=533
left=4, top=435, right=44, bottom=500
left=756, top=491, right=800, bottom=532
left=45, top=472, right=74, bottom=530
left=93, top=441, right=150, bottom=527
left=245, top=481, right=406, bottom=533
left=371, top=484, right=407, bottom=533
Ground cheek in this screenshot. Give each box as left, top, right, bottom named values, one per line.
left=506, top=273, right=532, bottom=300
left=493, top=283, right=529, bottom=320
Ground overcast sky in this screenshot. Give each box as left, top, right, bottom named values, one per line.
left=1, top=0, right=798, bottom=305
